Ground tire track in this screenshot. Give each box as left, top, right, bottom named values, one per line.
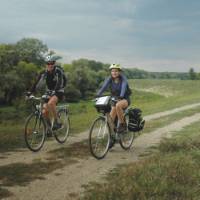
left=3, top=110, right=200, bottom=200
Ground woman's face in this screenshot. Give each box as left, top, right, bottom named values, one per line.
left=111, top=68, right=120, bottom=79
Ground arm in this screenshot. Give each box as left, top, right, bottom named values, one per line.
left=54, top=69, right=63, bottom=91
left=97, top=77, right=111, bottom=96
left=30, top=71, right=45, bottom=93
left=120, top=75, right=128, bottom=98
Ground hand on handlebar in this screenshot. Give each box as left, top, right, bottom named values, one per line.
left=51, top=90, right=56, bottom=96
left=25, top=91, right=32, bottom=96
left=25, top=92, right=33, bottom=100
left=111, top=96, right=124, bottom=104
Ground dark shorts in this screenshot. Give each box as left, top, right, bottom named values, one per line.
left=55, top=92, right=64, bottom=101
left=45, top=91, right=64, bottom=102
left=112, top=98, right=130, bottom=107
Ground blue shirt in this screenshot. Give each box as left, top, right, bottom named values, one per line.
left=97, top=74, right=130, bottom=99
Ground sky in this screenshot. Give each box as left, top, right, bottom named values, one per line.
left=1, top=0, right=200, bottom=72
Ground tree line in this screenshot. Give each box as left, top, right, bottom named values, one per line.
left=0, top=37, right=197, bottom=105
left=188, top=68, right=200, bottom=80
left=0, top=38, right=110, bottom=105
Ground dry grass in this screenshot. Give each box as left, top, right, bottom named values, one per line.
left=82, top=122, right=200, bottom=200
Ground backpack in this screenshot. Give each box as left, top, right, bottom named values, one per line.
left=128, top=108, right=145, bottom=132
left=126, top=84, right=132, bottom=96
left=55, top=66, right=67, bottom=88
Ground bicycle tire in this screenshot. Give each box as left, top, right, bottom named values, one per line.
left=54, top=109, right=70, bottom=144
left=89, top=116, right=111, bottom=159
left=24, top=113, right=46, bottom=152
left=119, top=113, right=135, bottom=150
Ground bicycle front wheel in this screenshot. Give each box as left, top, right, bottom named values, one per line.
left=54, top=109, right=70, bottom=143
left=24, top=113, right=46, bottom=152
left=119, top=113, right=135, bottom=150
left=89, top=116, right=111, bottom=159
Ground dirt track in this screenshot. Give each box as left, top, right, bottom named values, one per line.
left=1, top=103, right=200, bottom=200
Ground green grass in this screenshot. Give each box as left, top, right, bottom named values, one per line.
left=1, top=79, right=200, bottom=153
left=82, top=120, right=200, bottom=200
left=0, top=187, right=12, bottom=199
left=1, top=100, right=200, bottom=153
left=70, top=79, right=200, bottom=133
left=0, top=100, right=98, bottom=152
left=68, top=100, right=98, bottom=133
left=142, top=106, right=200, bottom=134
left=1, top=79, right=200, bottom=199
left=0, top=122, right=26, bottom=152
left=131, top=79, right=200, bottom=115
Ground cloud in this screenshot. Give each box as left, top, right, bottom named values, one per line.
left=0, top=0, right=200, bottom=72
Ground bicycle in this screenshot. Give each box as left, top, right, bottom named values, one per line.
left=24, top=94, right=70, bottom=152
left=89, top=96, right=136, bottom=159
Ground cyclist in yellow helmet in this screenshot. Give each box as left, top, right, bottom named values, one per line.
left=97, top=64, right=131, bottom=133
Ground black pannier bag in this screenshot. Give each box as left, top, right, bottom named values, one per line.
left=128, top=108, right=145, bottom=132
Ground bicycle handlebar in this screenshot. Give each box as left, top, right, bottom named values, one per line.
left=25, top=95, right=41, bottom=100
left=93, top=96, right=119, bottom=103
left=111, top=97, right=118, bottom=103
left=25, top=95, right=50, bottom=101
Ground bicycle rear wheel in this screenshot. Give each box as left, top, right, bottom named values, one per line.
left=24, top=113, right=46, bottom=152
left=89, top=116, right=110, bottom=159
left=54, top=109, right=70, bottom=143
left=119, top=113, right=135, bottom=150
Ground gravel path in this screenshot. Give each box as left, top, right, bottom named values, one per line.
left=1, top=103, right=200, bottom=200
left=2, top=102, right=200, bottom=167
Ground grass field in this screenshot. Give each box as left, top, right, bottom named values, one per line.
left=80, top=79, right=200, bottom=200
left=131, top=79, right=200, bottom=114
left=1, top=79, right=200, bottom=199
left=82, top=120, right=200, bottom=200
left=1, top=79, right=200, bottom=152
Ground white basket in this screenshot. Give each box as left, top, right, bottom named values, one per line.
left=95, top=96, right=110, bottom=106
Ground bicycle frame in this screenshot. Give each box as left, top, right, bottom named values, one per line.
left=25, top=94, right=71, bottom=151
left=104, top=108, right=129, bottom=139
left=28, top=95, right=69, bottom=131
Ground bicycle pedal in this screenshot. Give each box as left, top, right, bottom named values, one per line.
left=47, top=134, right=53, bottom=138
left=109, top=140, right=115, bottom=149
left=46, top=130, right=53, bottom=137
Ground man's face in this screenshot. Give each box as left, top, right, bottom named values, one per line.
left=46, top=61, right=55, bottom=72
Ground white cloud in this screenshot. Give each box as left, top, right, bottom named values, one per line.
left=0, top=0, right=200, bottom=72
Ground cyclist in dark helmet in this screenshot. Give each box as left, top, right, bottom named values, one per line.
left=97, top=64, right=131, bottom=133
left=28, top=55, right=67, bottom=131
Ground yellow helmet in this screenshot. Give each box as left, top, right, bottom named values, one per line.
left=109, top=64, right=122, bottom=70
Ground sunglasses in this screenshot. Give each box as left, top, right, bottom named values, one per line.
left=47, top=62, right=55, bottom=65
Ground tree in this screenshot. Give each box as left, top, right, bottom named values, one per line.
left=0, top=44, right=19, bottom=73
left=189, top=68, right=196, bottom=80
left=0, top=61, right=39, bottom=105
left=64, top=84, right=81, bottom=102
left=1, top=71, right=24, bottom=105
left=16, top=38, right=48, bottom=66
left=16, top=61, right=39, bottom=90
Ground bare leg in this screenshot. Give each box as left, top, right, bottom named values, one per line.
left=116, top=100, right=128, bottom=124
left=47, top=96, right=58, bottom=121
left=109, top=106, right=117, bottom=131
left=110, top=106, right=117, bottom=122
left=42, top=103, right=49, bottom=118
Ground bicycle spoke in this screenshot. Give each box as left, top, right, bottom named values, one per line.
left=24, top=113, right=45, bottom=152
left=119, top=113, right=135, bottom=150
left=53, top=109, right=70, bottom=143
left=89, top=117, right=110, bottom=159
